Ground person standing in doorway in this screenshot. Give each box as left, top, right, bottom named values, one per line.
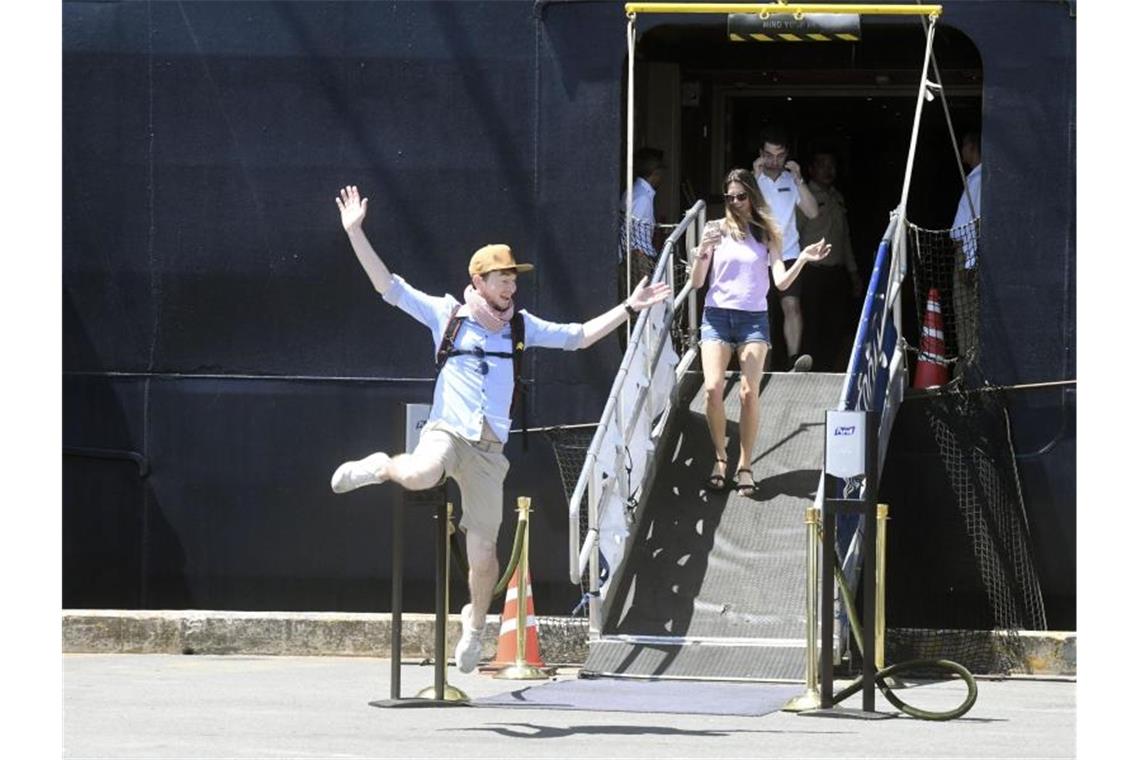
left=949, top=130, right=981, bottom=374
left=753, top=126, right=819, bottom=372
left=796, top=149, right=862, bottom=371
left=619, top=147, right=666, bottom=305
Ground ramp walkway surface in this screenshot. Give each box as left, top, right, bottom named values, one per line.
left=584, top=372, right=845, bottom=681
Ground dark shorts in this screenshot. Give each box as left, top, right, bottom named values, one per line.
left=776, top=256, right=803, bottom=299
left=700, top=306, right=771, bottom=347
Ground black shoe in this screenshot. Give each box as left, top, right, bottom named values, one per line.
left=790, top=354, right=813, bottom=372
left=704, top=458, right=729, bottom=492
left=734, top=468, right=756, bottom=498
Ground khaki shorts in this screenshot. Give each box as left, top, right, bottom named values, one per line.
left=414, top=421, right=510, bottom=541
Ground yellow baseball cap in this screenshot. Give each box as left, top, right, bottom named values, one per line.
left=468, top=244, right=534, bottom=277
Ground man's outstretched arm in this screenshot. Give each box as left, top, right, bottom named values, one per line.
left=336, top=185, right=393, bottom=295
left=579, top=277, right=672, bottom=349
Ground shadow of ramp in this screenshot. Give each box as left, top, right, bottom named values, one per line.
left=609, top=408, right=734, bottom=640
left=473, top=677, right=804, bottom=717
left=748, top=468, right=821, bottom=503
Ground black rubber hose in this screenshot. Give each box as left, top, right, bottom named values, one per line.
left=492, top=516, right=528, bottom=598
left=831, top=658, right=978, bottom=721
left=831, top=546, right=978, bottom=721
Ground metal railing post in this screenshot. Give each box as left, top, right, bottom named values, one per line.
left=588, top=467, right=602, bottom=636
left=390, top=499, right=403, bottom=700
left=684, top=223, right=697, bottom=350
left=412, top=502, right=468, bottom=702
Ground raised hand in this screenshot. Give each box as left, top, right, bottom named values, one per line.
left=627, top=276, right=672, bottom=311
left=335, top=185, right=368, bottom=233
left=786, top=160, right=803, bottom=181
left=801, top=237, right=832, bottom=262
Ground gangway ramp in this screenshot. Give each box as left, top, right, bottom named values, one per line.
left=583, top=372, right=845, bottom=682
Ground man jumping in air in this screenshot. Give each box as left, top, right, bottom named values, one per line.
left=328, top=185, right=670, bottom=672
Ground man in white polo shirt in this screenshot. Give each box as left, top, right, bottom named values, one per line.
left=753, top=127, right=819, bottom=371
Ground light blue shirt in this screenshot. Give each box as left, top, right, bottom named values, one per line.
left=382, top=274, right=586, bottom=443
left=950, top=163, right=982, bottom=269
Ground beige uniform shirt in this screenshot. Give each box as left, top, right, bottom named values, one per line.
left=796, top=181, right=857, bottom=274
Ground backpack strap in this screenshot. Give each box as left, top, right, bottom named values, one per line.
left=510, top=312, right=528, bottom=450
left=435, top=305, right=464, bottom=370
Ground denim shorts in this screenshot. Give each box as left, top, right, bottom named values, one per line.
left=699, top=306, right=771, bottom=347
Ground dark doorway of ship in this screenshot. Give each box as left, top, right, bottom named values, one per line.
left=625, top=19, right=982, bottom=370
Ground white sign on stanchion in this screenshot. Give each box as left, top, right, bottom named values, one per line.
left=405, top=403, right=432, bottom=452
left=825, top=410, right=868, bottom=480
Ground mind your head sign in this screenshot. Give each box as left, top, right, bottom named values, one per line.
left=728, top=12, right=860, bottom=42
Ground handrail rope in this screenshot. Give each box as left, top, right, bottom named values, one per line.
left=826, top=535, right=978, bottom=720
left=917, top=5, right=974, bottom=216
left=624, top=13, right=636, bottom=339
left=897, top=15, right=937, bottom=216
left=906, top=219, right=979, bottom=235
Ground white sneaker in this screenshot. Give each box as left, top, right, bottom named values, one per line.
left=454, top=603, right=483, bottom=673
left=791, top=354, right=813, bottom=373
left=330, top=452, right=391, bottom=494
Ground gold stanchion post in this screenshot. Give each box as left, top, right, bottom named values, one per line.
left=874, top=503, right=904, bottom=689
left=495, top=497, right=547, bottom=680
left=783, top=506, right=822, bottom=711
left=415, top=503, right=469, bottom=702
left=875, top=503, right=889, bottom=670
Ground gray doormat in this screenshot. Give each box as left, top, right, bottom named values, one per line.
left=474, top=677, right=803, bottom=717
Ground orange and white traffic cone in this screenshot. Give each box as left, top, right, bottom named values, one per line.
left=484, top=566, right=545, bottom=671
left=913, top=287, right=950, bottom=389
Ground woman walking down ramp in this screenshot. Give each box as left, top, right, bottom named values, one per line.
left=328, top=185, right=670, bottom=673
left=689, top=169, right=830, bottom=498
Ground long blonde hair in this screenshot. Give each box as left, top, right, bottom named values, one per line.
left=721, top=168, right=782, bottom=253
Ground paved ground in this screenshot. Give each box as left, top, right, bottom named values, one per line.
left=64, top=654, right=1075, bottom=759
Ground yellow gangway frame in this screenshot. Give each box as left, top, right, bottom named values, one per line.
left=625, top=3, right=942, bottom=16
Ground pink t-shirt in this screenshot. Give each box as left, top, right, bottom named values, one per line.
left=705, top=228, right=771, bottom=312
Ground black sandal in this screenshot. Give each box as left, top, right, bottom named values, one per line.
left=705, top=458, right=729, bottom=492
left=734, top=468, right=757, bottom=498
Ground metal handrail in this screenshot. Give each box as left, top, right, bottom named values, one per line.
left=840, top=212, right=901, bottom=412
left=568, top=201, right=706, bottom=602
left=822, top=209, right=909, bottom=660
